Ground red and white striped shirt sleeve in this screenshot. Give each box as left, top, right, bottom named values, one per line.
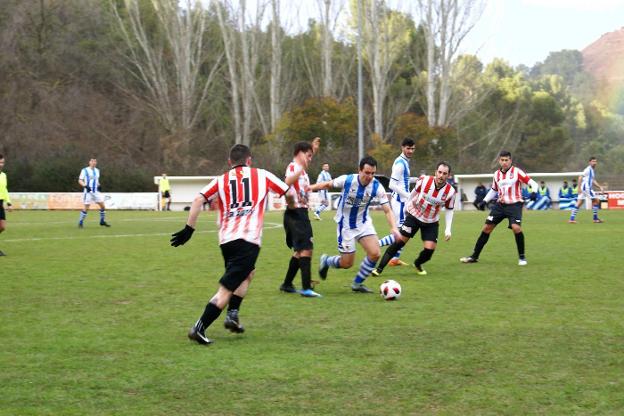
left=265, top=170, right=289, bottom=196
left=200, top=177, right=220, bottom=201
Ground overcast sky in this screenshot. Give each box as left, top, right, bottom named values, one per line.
left=461, top=0, right=624, bottom=67
left=198, top=0, right=624, bottom=67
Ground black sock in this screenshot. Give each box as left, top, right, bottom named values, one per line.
left=197, top=302, right=222, bottom=332
left=514, top=232, right=525, bottom=259
left=228, top=294, right=243, bottom=312
left=378, top=240, right=406, bottom=272
left=283, top=256, right=300, bottom=286
left=472, top=231, right=490, bottom=259
left=414, top=248, right=435, bottom=267
left=299, top=256, right=312, bottom=290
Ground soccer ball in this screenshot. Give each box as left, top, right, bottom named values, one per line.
left=379, top=279, right=401, bottom=301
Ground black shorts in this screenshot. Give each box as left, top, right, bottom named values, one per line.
left=0, top=200, right=5, bottom=221
left=399, top=213, right=439, bottom=243
left=162, top=191, right=171, bottom=198
left=486, top=202, right=523, bottom=228
left=283, top=208, right=313, bottom=251
left=219, top=239, right=260, bottom=291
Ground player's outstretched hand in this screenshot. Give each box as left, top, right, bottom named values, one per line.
left=444, top=232, right=451, bottom=241
left=171, top=224, right=195, bottom=247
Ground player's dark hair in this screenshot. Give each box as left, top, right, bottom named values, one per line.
left=229, top=144, right=251, bottom=165
left=499, top=150, right=512, bottom=158
left=436, top=161, right=451, bottom=173
left=0, top=154, right=3, bottom=159
left=589, top=156, right=597, bottom=161
left=401, top=137, right=415, bottom=147
left=359, top=156, right=377, bottom=170
left=293, top=141, right=313, bottom=156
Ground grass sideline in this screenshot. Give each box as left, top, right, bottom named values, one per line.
left=1, top=209, right=623, bottom=415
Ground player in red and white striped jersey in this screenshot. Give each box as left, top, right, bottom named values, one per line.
left=373, top=162, right=455, bottom=277
left=460, top=150, right=538, bottom=266
left=280, top=138, right=326, bottom=298
left=170, top=144, right=298, bottom=345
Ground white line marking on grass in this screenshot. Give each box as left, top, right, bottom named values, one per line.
left=3, top=222, right=282, bottom=243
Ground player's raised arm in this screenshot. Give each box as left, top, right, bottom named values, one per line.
left=311, top=137, right=321, bottom=154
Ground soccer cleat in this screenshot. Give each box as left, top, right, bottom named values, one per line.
left=187, top=326, right=213, bottom=345
left=224, top=310, right=245, bottom=334
left=351, top=283, right=373, bottom=293
left=414, top=263, right=428, bottom=276
left=388, top=258, right=408, bottom=267
left=518, top=258, right=528, bottom=266
left=371, top=268, right=382, bottom=277
left=0, top=250, right=5, bottom=256
left=313, top=212, right=321, bottom=221
left=100, top=221, right=111, bottom=227
left=300, top=288, right=322, bottom=298
left=78, top=223, right=84, bottom=229
left=319, top=254, right=329, bottom=280
left=460, top=256, right=478, bottom=263
left=568, top=220, right=577, bottom=224
left=279, top=284, right=298, bottom=293
left=593, top=219, right=604, bottom=223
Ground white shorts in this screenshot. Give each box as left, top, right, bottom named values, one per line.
left=337, top=220, right=377, bottom=253
left=391, top=198, right=406, bottom=226
left=83, top=191, right=105, bottom=205
left=318, top=190, right=329, bottom=203
left=577, top=189, right=596, bottom=201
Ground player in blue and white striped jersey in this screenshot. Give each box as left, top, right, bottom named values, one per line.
left=569, top=156, right=605, bottom=223
left=316, top=156, right=400, bottom=293
left=313, top=163, right=332, bottom=220
left=77, top=158, right=111, bottom=228
left=378, top=137, right=416, bottom=266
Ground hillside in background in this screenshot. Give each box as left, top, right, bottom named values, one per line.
left=582, top=27, right=624, bottom=84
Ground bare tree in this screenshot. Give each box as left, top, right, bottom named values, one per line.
left=270, top=0, right=282, bottom=130
left=416, top=0, right=484, bottom=127
left=110, top=0, right=222, bottom=166
left=359, top=0, right=412, bottom=139
left=216, top=0, right=268, bottom=145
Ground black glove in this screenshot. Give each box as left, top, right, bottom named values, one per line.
left=85, top=186, right=92, bottom=192
left=171, top=224, right=195, bottom=247
left=477, top=201, right=487, bottom=210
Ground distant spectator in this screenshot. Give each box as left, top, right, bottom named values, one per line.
left=538, top=181, right=552, bottom=209
left=571, top=178, right=579, bottom=198
left=446, top=174, right=457, bottom=191
left=558, top=180, right=572, bottom=200
left=473, top=182, right=487, bottom=210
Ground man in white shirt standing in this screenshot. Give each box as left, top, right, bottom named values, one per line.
left=378, top=138, right=415, bottom=266
left=313, top=163, right=332, bottom=220
left=78, top=157, right=111, bottom=228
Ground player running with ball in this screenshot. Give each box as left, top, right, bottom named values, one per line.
left=316, top=156, right=400, bottom=293
left=372, top=162, right=455, bottom=277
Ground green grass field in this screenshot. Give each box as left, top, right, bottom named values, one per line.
left=1, top=209, right=623, bottom=415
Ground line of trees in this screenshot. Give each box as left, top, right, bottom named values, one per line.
left=1, top=0, right=623, bottom=192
